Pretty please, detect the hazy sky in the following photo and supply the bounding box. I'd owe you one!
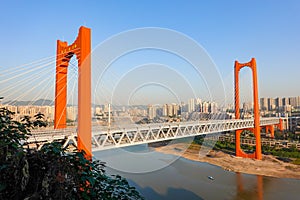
[0,1,299,105]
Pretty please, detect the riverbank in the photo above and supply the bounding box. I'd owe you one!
[153,143,300,179]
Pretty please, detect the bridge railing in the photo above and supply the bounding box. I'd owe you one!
[90,117,281,151]
[26,117,282,150]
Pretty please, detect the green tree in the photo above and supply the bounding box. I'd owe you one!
[0,107,143,200]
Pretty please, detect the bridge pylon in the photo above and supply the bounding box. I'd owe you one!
[234,58,262,160]
[54,26,92,158]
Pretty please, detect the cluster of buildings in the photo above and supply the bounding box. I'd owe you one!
[242,96,300,134]
[0,104,78,123]
[147,98,219,120]
[260,96,300,113]
[1,96,299,133]
[92,98,219,124]
[235,96,300,117]
[187,98,218,114]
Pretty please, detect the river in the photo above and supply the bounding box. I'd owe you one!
[93,145,300,200]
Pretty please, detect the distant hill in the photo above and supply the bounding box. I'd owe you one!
[3,99,54,106]
[2,99,149,108]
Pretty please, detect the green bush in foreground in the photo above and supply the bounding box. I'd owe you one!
[0,107,143,200]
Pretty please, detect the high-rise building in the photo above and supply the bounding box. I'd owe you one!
[260,97,268,111]
[267,98,275,111]
[209,102,218,113]
[196,98,202,112]
[156,107,163,117]
[167,104,173,117]
[162,104,168,116]
[180,102,187,112]
[282,98,289,106]
[147,105,157,120]
[202,101,209,113]
[284,105,292,112]
[289,97,297,108]
[161,103,180,117]
[275,97,283,111]
[188,98,195,113]
[172,104,180,116]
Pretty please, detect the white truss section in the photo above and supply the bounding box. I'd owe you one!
[26,117,281,151]
[91,118,280,151]
[28,128,77,149]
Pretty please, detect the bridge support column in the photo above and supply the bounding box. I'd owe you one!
[265,126,269,135]
[278,118,284,131]
[235,58,262,160]
[269,125,274,138]
[264,125,274,138]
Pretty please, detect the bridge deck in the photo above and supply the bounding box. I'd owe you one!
[27,118,281,151]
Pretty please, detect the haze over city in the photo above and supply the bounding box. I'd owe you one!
[0,1,299,106]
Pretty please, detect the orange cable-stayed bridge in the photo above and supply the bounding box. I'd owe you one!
[2,26,285,160]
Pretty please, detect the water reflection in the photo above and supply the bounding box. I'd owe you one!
[236,173,263,200]
[93,145,300,200]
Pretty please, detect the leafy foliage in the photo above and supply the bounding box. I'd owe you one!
[0,107,143,200]
[262,145,300,159]
[193,134,300,160]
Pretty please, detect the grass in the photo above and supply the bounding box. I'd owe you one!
[291,158,300,165]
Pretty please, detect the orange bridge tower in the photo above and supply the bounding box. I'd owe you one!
[54,26,92,158]
[234,58,262,160]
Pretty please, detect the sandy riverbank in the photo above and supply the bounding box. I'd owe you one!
[153,143,300,179]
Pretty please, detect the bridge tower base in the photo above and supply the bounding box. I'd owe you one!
[265,125,275,138]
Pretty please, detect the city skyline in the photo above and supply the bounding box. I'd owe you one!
[3,95,300,111]
[2,95,298,128]
[0,1,299,105]
[2,95,300,107]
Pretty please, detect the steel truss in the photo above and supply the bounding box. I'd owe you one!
[27,118,280,151]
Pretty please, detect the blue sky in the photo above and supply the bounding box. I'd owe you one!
[0,1,299,105]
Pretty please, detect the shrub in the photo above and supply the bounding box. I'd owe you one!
[0,107,143,199]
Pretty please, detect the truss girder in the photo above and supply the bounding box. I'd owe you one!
[92,118,280,151]
[26,118,280,151]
